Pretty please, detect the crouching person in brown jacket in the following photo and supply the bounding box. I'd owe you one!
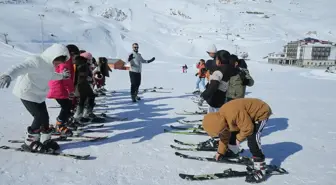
[202,98,272,183]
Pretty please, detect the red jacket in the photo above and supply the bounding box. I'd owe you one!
[197,63,206,78]
[47,58,75,99]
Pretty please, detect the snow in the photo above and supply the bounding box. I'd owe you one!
[1,0,336,184]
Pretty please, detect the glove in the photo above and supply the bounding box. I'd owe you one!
[147,57,155,63]
[128,54,134,62]
[242,79,250,86]
[0,74,11,88]
[62,69,70,79]
[215,152,223,161]
[68,92,75,100]
[195,73,198,76]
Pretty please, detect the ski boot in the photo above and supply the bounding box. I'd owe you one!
[245,157,267,183]
[55,119,73,137]
[135,91,141,101]
[22,126,45,152]
[131,94,137,102]
[40,127,60,152]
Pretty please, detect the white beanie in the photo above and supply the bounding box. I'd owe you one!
[207,44,217,53]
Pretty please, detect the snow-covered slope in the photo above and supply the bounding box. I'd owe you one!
[1,0,336,60]
[1,0,336,185]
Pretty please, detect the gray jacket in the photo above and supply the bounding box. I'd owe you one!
[129,52,148,73]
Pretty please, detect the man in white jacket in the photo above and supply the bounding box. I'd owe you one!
[0,43,71,153]
[127,43,155,102]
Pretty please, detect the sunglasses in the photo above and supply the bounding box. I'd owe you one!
[133,47,139,49]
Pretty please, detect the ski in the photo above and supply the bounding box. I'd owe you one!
[0,145,90,160]
[9,135,108,143]
[173,138,219,147]
[170,125,203,131]
[177,119,202,124]
[175,110,207,115]
[164,129,207,135]
[175,151,253,165]
[179,165,288,181]
[170,145,216,152]
[174,139,198,146]
[77,124,104,130]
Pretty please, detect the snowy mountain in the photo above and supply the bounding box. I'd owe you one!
[1,0,336,185]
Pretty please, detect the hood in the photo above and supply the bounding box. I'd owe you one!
[40,44,70,65]
[207,44,217,53]
[202,112,226,137]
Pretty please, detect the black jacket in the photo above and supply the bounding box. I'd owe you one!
[201,64,237,108]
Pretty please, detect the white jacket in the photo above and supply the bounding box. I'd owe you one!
[128,52,148,73]
[4,44,70,103]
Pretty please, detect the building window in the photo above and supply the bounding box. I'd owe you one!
[312,47,331,60]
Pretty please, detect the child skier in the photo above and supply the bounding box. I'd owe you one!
[226,55,254,102]
[202,98,272,183]
[194,59,206,94]
[73,55,96,122]
[47,45,79,136]
[0,43,71,153]
[199,50,235,113]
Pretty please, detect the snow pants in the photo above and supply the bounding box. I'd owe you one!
[196,77,206,90]
[56,99,72,123]
[230,119,268,159]
[129,71,141,96]
[21,99,49,131]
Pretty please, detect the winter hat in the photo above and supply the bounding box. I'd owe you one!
[207,44,217,53]
[80,52,93,60]
[66,44,80,55]
[202,112,226,137]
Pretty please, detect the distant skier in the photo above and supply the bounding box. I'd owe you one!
[127,43,155,102]
[182,64,188,73]
[193,59,206,94]
[0,43,71,153]
[202,98,272,183]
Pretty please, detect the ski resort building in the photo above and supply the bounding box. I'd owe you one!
[268,38,336,67]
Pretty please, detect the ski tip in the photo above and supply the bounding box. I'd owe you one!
[178,173,193,180]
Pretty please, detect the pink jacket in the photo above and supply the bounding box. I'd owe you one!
[47,58,75,99]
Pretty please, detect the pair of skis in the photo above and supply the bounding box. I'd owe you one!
[171,140,288,181]
[2,134,108,160]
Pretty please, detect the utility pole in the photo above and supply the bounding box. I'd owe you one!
[235,45,239,55]
[38,14,45,51]
[3,33,8,44]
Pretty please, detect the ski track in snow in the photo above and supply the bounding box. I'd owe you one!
[1,0,336,184]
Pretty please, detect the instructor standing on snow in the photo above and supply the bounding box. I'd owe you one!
[127,43,155,102]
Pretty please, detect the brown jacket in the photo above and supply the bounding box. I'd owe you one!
[202,98,272,155]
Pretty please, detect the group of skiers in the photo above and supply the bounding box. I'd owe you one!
[194,44,273,183]
[0,43,111,153]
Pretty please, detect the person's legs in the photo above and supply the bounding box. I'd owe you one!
[195,78,201,90]
[129,71,137,102]
[20,99,59,152]
[21,99,49,131]
[135,73,141,100]
[55,99,72,123]
[200,78,206,91]
[246,119,268,183]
